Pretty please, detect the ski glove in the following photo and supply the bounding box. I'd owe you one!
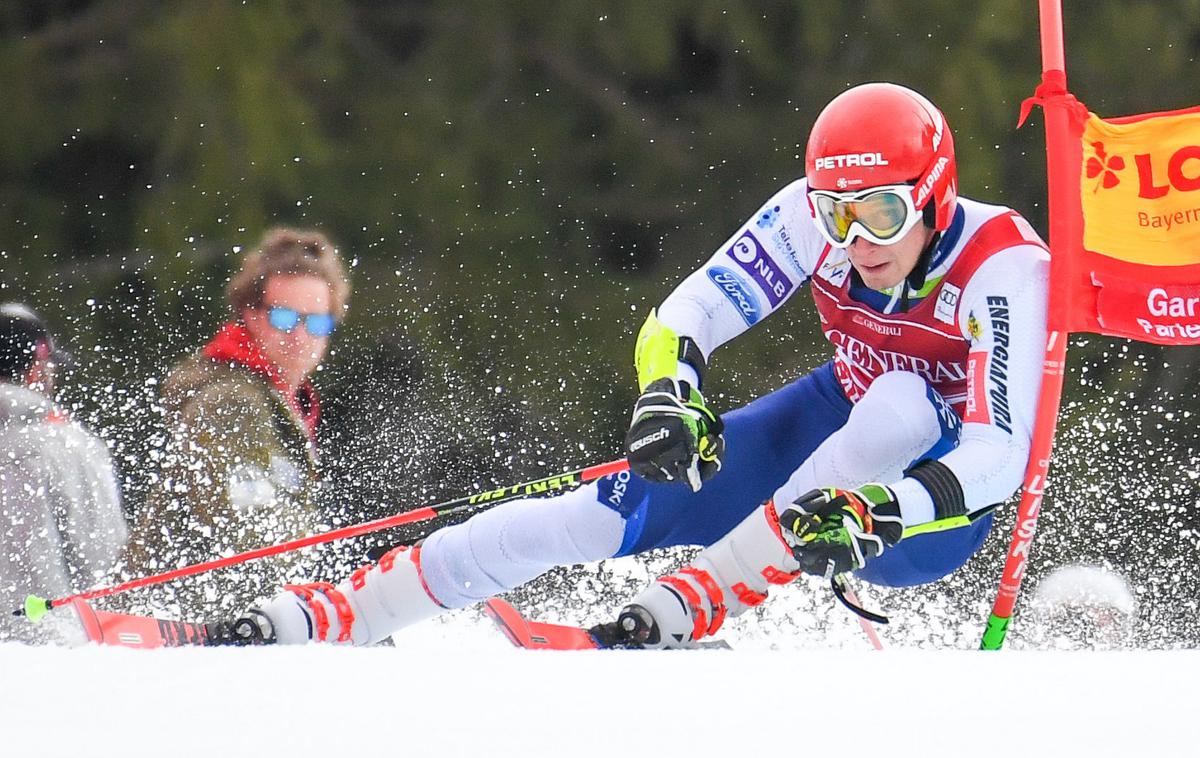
[625,377,725,492]
[778,485,904,578]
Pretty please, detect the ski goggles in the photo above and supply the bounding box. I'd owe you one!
[267,306,336,337]
[808,184,922,248]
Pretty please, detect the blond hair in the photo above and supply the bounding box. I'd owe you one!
[227,228,351,321]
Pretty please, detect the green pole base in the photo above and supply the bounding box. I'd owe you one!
[980,612,1010,650]
[22,595,52,623]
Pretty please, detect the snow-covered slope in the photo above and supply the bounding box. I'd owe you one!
[2,611,1195,758]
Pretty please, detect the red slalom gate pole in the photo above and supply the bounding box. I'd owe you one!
[980,334,1067,649]
[21,458,629,617]
[980,0,1080,650]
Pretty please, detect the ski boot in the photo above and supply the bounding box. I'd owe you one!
[588,604,659,649]
[205,608,277,646]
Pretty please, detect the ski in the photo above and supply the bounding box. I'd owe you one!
[483,598,600,650]
[69,598,220,648]
[483,598,732,650]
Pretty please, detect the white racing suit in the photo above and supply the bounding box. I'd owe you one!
[256,183,1050,646]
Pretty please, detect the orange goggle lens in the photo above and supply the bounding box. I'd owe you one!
[812,190,912,244]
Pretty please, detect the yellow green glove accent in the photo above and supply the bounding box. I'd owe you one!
[899,502,998,539]
[634,308,683,392]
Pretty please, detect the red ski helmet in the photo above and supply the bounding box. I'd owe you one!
[805,83,958,233]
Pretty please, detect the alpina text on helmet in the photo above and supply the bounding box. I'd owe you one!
[915,156,951,206]
[814,153,890,170]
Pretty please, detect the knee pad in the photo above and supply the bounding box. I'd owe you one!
[844,371,944,473]
[421,484,625,608]
[777,371,947,506]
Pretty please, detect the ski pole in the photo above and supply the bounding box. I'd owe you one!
[832,576,886,651]
[18,457,630,620]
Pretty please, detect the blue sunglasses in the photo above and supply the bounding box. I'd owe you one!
[266,306,336,337]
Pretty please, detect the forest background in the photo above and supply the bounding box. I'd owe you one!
[1,1,1197,641]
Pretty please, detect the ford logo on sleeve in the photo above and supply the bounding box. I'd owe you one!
[707,266,761,325]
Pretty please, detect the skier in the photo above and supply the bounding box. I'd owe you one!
[219,82,1049,647]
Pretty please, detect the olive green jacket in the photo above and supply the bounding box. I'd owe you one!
[125,351,324,616]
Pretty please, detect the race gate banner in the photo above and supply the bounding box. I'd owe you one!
[1070,104,1200,345]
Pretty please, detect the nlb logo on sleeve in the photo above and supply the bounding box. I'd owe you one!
[724,230,794,306]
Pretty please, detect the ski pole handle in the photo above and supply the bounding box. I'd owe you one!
[21,457,630,616]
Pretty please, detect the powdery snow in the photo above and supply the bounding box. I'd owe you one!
[1,611,1195,758]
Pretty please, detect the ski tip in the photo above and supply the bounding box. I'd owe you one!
[484,598,601,650]
[21,595,52,622]
[482,598,529,648]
